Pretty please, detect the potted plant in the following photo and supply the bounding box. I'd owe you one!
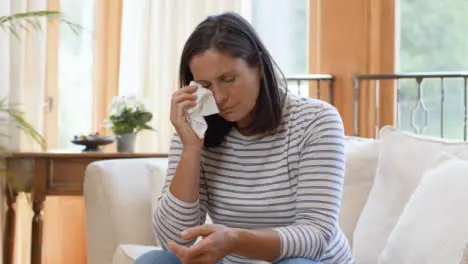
[0,10,79,193]
[107,95,155,153]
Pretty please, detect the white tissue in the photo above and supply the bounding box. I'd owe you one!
[186,81,219,138]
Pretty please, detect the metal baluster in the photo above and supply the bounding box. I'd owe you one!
[440,77,445,138]
[374,80,380,138]
[328,79,334,105]
[410,77,429,135]
[297,80,301,96]
[316,81,321,99]
[464,77,467,141]
[353,77,360,136]
[396,79,401,129]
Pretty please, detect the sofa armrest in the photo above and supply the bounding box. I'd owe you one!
[84,157,168,264]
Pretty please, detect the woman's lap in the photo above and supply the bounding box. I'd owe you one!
[134,249,222,264]
[134,249,180,264]
[134,249,320,264]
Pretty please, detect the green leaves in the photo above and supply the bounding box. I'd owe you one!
[0,10,82,39]
[0,98,47,194]
[0,98,46,150]
[109,107,155,135]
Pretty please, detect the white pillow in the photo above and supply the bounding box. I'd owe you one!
[379,153,468,264]
[353,126,468,264]
[461,243,468,264]
[339,136,380,246]
[147,160,168,216]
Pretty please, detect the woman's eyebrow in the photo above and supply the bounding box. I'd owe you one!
[216,70,236,78]
[193,70,236,83]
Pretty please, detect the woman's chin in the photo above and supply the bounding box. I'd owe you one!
[220,111,238,122]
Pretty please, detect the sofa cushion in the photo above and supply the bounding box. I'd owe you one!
[149,163,213,227]
[339,136,380,246]
[353,126,468,264]
[84,158,168,264]
[147,161,168,218]
[461,243,468,264]
[379,153,468,264]
[112,244,161,264]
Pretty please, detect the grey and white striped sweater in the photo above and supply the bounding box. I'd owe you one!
[154,93,354,264]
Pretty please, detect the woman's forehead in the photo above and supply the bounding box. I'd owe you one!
[189,50,244,79]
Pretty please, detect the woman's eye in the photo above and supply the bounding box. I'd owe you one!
[200,83,211,89]
[223,76,236,83]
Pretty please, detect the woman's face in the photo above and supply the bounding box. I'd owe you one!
[189,49,261,129]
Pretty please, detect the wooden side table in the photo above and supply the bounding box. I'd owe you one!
[3,152,168,264]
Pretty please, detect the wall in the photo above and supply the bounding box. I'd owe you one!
[309,0,396,137]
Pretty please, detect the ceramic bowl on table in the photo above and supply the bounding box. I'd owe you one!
[71,133,115,152]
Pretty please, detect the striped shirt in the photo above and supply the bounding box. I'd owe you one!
[154,93,354,264]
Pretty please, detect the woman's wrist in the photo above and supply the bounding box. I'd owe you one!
[182,145,202,156]
[224,227,280,261]
[226,227,242,255]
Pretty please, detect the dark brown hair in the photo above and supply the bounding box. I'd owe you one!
[179,12,287,147]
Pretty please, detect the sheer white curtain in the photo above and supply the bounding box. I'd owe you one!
[0,0,47,262]
[118,0,244,153]
[0,0,47,152]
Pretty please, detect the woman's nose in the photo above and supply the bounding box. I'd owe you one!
[212,86,228,105]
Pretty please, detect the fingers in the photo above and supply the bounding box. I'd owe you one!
[172,93,197,116]
[172,92,197,104]
[169,85,204,148]
[177,100,196,116]
[182,225,216,240]
[171,86,198,120]
[167,240,189,259]
[186,236,213,257]
[181,225,217,258]
[171,88,198,126]
[168,239,213,264]
[173,85,198,96]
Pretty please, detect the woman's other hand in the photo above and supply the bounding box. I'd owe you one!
[170,85,203,151]
[167,224,236,264]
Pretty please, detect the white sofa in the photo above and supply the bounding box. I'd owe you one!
[84,126,468,264]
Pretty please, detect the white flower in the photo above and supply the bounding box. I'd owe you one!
[109,95,148,116]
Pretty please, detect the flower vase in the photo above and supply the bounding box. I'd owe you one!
[116,133,136,153]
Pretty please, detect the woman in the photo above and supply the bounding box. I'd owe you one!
[136,12,353,264]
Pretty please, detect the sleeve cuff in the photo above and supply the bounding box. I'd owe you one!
[272,226,291,260]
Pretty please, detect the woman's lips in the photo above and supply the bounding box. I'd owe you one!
[220,106,234,113]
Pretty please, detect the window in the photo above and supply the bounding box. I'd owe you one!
[241,0,310,95]
[56,0,95,150]
[397,0,468,139]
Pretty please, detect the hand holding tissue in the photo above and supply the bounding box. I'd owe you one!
[186,81,219,138]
